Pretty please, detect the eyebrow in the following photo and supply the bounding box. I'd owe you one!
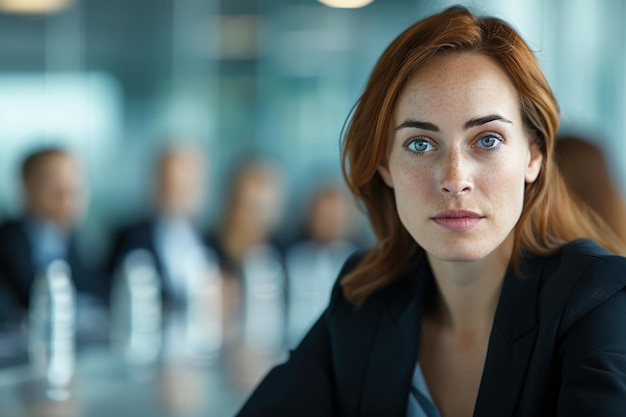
[394,114,513,132]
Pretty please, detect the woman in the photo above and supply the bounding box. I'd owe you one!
[204,156,286,352]
[206,156,285,279]
[236,6,626,417]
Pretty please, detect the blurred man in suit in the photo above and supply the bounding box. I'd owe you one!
[0,147,94,324]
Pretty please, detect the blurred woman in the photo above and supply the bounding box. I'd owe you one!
[207,156,285,279]
[206,156,287,356]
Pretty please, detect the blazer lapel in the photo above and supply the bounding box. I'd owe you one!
[359,259,429,417]
[473,257,546,417]
[358,255,547,417]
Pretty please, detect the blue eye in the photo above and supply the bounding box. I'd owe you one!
[406,139,434,153]
[476,134,503,149]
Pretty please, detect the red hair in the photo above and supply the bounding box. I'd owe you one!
[341,6,625,305]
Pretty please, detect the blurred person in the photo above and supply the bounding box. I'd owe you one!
[284,183,360,346]
[106,144,211,305]
[206,156,287,371]
[555,134,626,244]
[237,6,626,417]
[0,147,95,324]
[301,183,359,245]
[206,156,285,279]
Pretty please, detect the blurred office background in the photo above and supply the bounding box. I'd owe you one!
[0,0,624,416]
[0,0,624,247]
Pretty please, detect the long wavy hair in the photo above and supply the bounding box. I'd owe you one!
[341,5,626,306]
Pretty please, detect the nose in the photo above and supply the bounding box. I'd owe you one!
[439,149,473,196]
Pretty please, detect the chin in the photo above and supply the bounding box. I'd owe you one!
[431,251,487,263]
[420,240,497,263]
[425,232,517,267]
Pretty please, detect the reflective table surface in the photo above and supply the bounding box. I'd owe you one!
[0,305,285,417]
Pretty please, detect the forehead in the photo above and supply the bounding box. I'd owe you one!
[394,52,521,123]
[162,151,202,174]
[41,153,77,174]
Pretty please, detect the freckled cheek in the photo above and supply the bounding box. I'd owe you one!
[481,170,526,217]
[390,166,435,218]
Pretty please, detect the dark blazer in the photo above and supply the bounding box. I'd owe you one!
[236,239,626,416]
[107,219,163,282]
[107,217,210,303]
[0,218,97,319]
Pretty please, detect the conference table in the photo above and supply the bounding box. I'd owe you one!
[0,306,285,417]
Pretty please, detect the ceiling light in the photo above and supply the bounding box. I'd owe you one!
[0,0,74,14]
[317,0,374,8]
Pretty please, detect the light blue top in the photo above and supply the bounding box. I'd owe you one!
[24,216,69,273]
[406,363,441,417]
[154,215,209,301]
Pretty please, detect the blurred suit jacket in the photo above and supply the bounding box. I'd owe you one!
[107,219,163,290]
[236,239,626,417]
[107,218,209,304]
[108,219,159,270]
[0,218,95,321]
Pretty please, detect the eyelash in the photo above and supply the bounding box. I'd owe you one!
[402,132,505,155]
[474,132,505,151]
[402,136,433,156]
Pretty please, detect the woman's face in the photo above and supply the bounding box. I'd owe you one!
[378,52,542,263]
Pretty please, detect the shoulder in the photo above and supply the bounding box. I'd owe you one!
[326,250,365,312]
[556,238,626,293]
[108,218,157,262]
[327,249,420,319]
[547,239,626,336]
[541,238,626,288]
[0,218,23,232]
[558,237,623,261]
[112,218,155,240]
[337,249,367,277]
[0,220,30,266]
[0,218,27,240]
[543,244,626,414]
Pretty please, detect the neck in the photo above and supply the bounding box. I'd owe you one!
[26,211,72,233]
[426,235,513,336]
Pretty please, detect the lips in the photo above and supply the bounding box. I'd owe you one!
[432,210,483,232]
